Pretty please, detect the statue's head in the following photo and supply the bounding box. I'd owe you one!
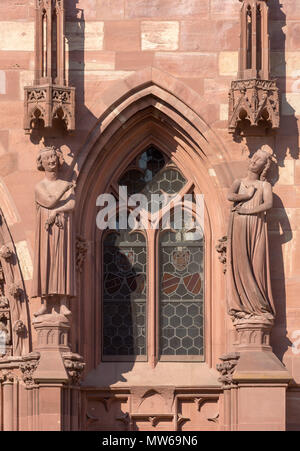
[37,146,64,172]
[249,145,273,181]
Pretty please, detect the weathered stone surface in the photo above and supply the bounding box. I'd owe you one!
[154,52,218,78]
[282,93,300,116]
[95,0,125,19]
[220,104,228,121]
[219,51,238,76]
[68,51,115,71]
[286,52,300,78]
[115,51,154,70]
[15,240,33,281]
[180,20,239,52]
[277,160,295,185]
[141,21,179,51]
[66,21,104,51]
[270,52,285,77]
[0,22,34,51]
[104,20,140,51]
[125,0,209,18]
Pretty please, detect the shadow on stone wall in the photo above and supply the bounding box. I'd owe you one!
[236,0,297,363]
[29,0,97,160]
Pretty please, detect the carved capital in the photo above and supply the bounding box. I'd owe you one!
[216,236,227,273]
[76,236,88,273]
[13,320,26,336]
[7,283,22,300]
[33,313,70,351]
[0,370,16,383]
[0,296,9,308]
[62,352,85,385]
[234,317,273,350]
[216,352,240,386]
[0,245,13,261]
[20,352,41,387]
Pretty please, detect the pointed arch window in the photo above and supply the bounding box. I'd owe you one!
[101,147,204,364]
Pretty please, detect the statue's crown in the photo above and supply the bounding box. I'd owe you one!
[39,145,56,154]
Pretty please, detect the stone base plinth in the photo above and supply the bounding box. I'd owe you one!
[231,319,291,431]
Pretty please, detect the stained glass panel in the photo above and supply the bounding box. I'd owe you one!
[118,147,187,212]
[159,229,204,357]
[103,231,147,356]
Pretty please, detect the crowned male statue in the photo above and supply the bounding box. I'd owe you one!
[32,146,76,317]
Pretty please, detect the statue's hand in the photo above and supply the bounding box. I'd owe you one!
[55,213,64,229]
[245,185,255,199]
[45,212,57,231]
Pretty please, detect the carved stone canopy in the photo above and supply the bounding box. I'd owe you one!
[228,79,279,133]
[24,0,75,134]
[24,85,75,134]
[228,0,279,133]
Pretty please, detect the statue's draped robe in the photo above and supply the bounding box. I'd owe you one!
[227,180,275,318]
[32,187,76,298]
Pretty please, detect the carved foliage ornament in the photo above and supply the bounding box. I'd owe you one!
[20,352,41,387]
[216,236,227,273]
[216,352,240,386]
[62,352,85,385]
[0,370,16,383]
[76,236,88,272]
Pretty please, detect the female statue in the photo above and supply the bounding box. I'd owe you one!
[32,146,76,317]
[226,147,275,323]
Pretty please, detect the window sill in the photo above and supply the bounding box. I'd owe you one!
[82,361,221,388]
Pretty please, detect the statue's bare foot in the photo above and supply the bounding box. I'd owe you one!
[60,304,71,317]
[34,304,48,317]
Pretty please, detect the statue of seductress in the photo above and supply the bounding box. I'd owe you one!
[32,146,76,317]
[226,147,275,324]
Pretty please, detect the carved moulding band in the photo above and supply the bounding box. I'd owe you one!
[24,85,75,134]
[228,79,280,133]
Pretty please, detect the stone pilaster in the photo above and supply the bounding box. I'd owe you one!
[231,318,291,431]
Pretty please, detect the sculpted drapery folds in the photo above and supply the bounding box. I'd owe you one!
[32,146,76,317]
[226,146,275,324]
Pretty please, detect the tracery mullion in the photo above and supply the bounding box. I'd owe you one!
[147,227,157,368]
[149,181,194,231]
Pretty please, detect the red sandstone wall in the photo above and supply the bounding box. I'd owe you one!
[0,0,300,429]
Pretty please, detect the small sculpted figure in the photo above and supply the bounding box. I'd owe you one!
[32,146,76,317]
[226,146,275,323]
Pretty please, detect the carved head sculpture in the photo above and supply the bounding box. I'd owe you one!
[249,145,273,181]
[37,146,64,172]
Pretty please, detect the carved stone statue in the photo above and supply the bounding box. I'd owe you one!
[32,146,76,317]
[226,147,275,324]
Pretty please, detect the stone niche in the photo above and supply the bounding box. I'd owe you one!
[24,0,75,134]
[228,0,279,134]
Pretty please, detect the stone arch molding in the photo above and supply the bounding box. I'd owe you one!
[77,67,234,196]
[75,67,233,371]
[0,208,31,359]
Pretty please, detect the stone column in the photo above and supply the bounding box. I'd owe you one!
[231,319,291,431]
[20,314,84,431]
[1,372,14,431]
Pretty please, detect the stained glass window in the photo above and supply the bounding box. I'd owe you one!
[118,147,187,212]
[102,146,204,362]
[160,228,204,357]
[103,231,147,357]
